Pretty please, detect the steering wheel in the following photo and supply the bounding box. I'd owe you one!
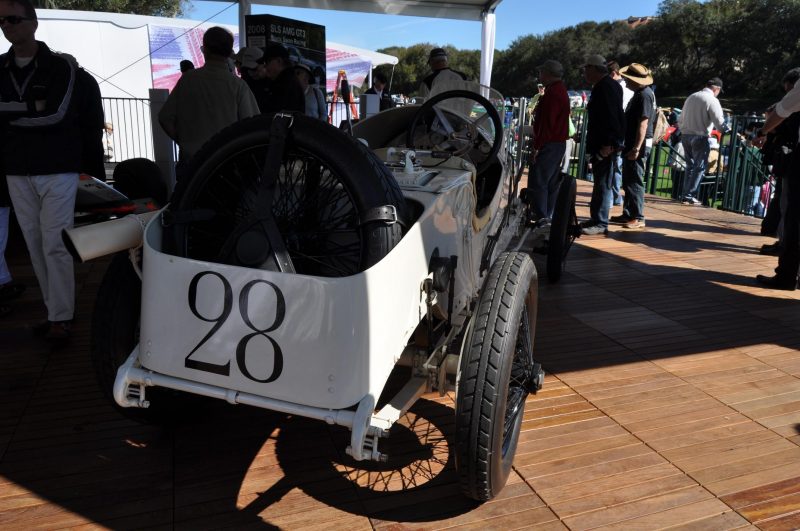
[406,90,504,173]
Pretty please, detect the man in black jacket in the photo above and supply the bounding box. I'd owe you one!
[59,53,106,181]
[0,0,82,341]
[581,54,625,235]
[364,71,395,111]
[256,42,305,115]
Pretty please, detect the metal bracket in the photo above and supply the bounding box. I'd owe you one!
[360,204,398,226]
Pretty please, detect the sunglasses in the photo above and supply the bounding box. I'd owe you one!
[0,15,33,25]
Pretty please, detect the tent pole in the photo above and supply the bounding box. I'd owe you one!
[387,65,396,93]
[479,10,496,88]
[238,0,252,47]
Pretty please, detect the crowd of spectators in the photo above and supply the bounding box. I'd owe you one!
[524,46,799,289]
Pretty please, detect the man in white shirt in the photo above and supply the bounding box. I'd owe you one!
[677,77,727,205]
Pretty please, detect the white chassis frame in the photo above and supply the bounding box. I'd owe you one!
[111,94,528,462]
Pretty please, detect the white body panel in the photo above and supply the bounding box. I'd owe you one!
[137,161,505,410]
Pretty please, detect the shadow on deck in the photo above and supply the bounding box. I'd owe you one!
[2,180,799,529]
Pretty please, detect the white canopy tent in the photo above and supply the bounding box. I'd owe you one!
[236,0,503,86]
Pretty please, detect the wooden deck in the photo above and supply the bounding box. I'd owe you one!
[2,179,800,530]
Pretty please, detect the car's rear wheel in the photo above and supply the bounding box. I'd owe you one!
[547,174,578,283]
[92,253,204,424]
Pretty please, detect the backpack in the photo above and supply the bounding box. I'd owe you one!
[652,107,669,142]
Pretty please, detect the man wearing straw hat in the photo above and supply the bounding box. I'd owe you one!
[616,63,656,229]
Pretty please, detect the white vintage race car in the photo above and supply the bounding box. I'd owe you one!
[66,82,579,501]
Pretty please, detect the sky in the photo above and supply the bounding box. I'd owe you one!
[182,0,664,50]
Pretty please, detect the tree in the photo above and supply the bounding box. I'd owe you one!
[634,0,800,98]
[493,20,633,97]
[32,0,187,17]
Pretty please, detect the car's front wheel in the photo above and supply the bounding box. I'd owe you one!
[455,252,539,501]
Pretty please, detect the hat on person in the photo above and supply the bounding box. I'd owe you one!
[707,76,724,91]
[236,46,263,69]
[262,42,290,62]
[294,62,312,75]
[428,47,448,61]
[536,59,564,78]
[583,54,607,68]
[619,63,653,86]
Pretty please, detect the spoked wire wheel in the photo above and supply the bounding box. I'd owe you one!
[504,301,537,455]
[169,114,405,277]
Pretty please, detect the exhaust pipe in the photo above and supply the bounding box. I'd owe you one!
[63,211,159,263]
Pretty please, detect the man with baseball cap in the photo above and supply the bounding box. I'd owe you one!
[419,47,468,98]
[614,63,656,229]
[580,54,625,235]
[677,76,726,205]
[234,46,267,109]
[527,59,570,226]
[258,42,305,114]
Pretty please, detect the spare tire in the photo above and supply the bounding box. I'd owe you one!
[169,113,406,277]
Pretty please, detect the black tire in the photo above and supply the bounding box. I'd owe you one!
[169,113,405,277]
[92,253,201,424]
[112,158,167,206]
[547,174,578,283]
[455,252,538,501]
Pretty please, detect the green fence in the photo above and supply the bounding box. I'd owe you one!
[566,111,773,218]
[505,100,773,219]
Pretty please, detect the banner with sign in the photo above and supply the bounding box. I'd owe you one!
[245,14,326,86]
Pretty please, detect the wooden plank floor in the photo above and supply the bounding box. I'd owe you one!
[2,179,800,530]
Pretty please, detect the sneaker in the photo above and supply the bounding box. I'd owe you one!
[623,219,645,229]
[610,214,632,224]
[681,197,702,206]
[581,224,608,236]
[759,242,782,256]
[579,220,595,228]
[45,320,72,343]
[533,217,551,229]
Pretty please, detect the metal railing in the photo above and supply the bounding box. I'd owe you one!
[101,97,155,163]
[559,108,775,220]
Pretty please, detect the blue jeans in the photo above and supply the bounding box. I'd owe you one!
[529,142,567,219]
[612,154,623,205]
[588,154,616,227]
[622,148,650,221]
[681,134,710,200]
